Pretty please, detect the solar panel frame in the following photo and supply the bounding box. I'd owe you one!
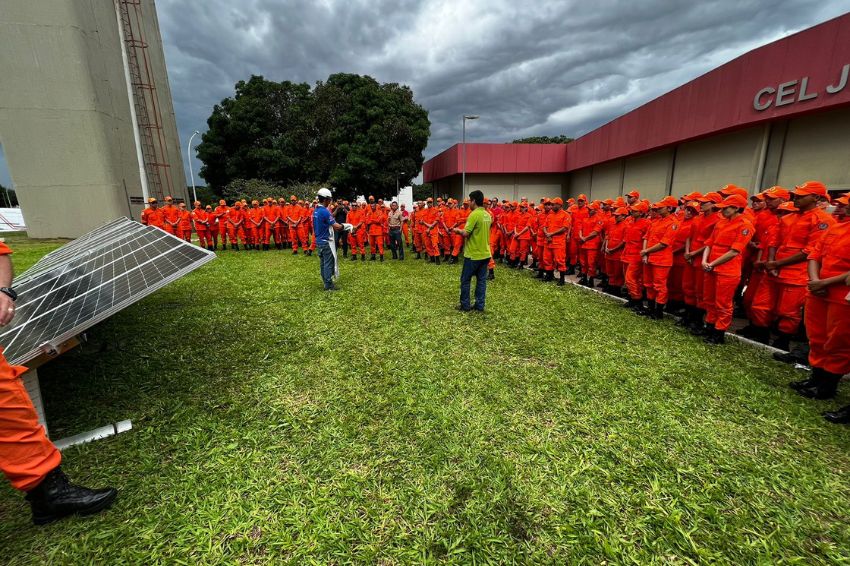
[0,218,215,366]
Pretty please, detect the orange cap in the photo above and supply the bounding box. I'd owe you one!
[614,207,629,215]
[630,202,649,213]
[719,184,748,199]
[290,195,297,200]
[603,199,614,205]
[588,202,601,210]
[652,196,678,208]
[614,197,626,207]
[716,195,748,209]
[684,200,701,211]
[698,192,723,204]
[762,186,790,200]
[833,193,849,206]
[626,190,640,198]
[577,194,587,201]
[552,197,564,205]
[750,192,765,201]
[684,191,703,201]
[793,181,829,199]
[777,201,799,212]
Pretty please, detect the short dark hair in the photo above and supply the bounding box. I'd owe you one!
[469,190,484,206]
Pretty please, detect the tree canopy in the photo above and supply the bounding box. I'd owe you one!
[511,135,574,144]
[197,74,430,200]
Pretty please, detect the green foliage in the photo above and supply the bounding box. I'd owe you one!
[197,74,430,201]
[511,135,574,144]
[221,179,329,204]
[412,182,433,202]
[189,185,220,205]
[3,234,850,563]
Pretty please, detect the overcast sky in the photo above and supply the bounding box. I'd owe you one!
[1,1,847,189]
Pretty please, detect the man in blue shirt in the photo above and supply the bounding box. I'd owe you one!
[313,188,352,290]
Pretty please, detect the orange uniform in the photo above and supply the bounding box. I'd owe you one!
[510,209,534,265]
[750,207,835,334]
[489,206,504,259]
[141,207,164,229]
[569,205,589,267]
[247,206,264,247]
[177,209,193,242]
[213,204,230,245]
[366,206,387,256]
[579,213,605,277]
[703,214,755,331]
[191,207,212,248]
[743,208,780,315]
[452,207,470,257]
[805,220,850,375]
[622,216,651,300]
[669,215,695,304]
[348,207,366,257]
[643,214,679,306]
[225,205,247,246]
[160,204,180,235]
[688,210,721,311]
[0,242,62,491]
[604,217,628,288]
[542,209,570,273]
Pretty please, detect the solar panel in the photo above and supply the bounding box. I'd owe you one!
[0,217,215,365]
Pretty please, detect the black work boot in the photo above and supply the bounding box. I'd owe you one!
[351,254,357,261]
[380,255,384,262]
[747,326,771,345]
[26,467,118,526]
[652,302,665,320]
[586,277,595,289]
[370,254,376,261]
[543,270,554,282]
[675,306,692,327]
[488,269,495,281]
[566,265,576,275]
[361,254,366,261]
[435,255,441,265]
[704,326,726,344]
[824,405,850,424]
[578,275,588,286]
[789,367,823,391]
[416,252,421,260]
[798,370,841,400]
[638,300,656,317]
[557,273,566,286]
[535,269,545,279]
[772,332,792,352]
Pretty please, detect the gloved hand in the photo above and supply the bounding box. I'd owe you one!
[342,223,354,232]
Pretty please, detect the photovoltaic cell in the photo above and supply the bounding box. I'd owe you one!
[0,218,215,365]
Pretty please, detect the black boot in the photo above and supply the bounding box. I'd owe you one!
[565,265,576,276]
[543,270,554,282]
[380,255,384,262]
[535,269,545,279]
[586,277,595,289]
[688,310,706,335]
[824,405,850,424]
[234,244,240,251]
[557,273,566,286]
[416,252,421,260]
[772,332,792,352]
[651,302,665,320]
[435,255,441,265]
[789,367,823,391]
[622,298,637,309]
[638,300,656,317]
[748,326,771,345]
[351,254,357,261]
[675,305,692,327]
[488,269,495,281]
[25,467,118,526]
[704,326,726,344]
[292,249,298,255]
[578,275,588,286]
[361,254,366,261]
[370,254,376,261]
[798,370,841,400]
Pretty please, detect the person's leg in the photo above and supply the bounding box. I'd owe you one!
[459,258,474,309]
[389,230,398,259]
[319,245,333,289]
[397,230,405,259]
[473,258,488,310]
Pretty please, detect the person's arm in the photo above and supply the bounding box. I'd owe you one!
[0,255,16,326]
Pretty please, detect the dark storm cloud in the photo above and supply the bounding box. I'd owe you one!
[156,0,850,184]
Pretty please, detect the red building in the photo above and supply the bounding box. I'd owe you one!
[424,13,850,202]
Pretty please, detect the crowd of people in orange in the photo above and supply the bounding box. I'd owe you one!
[140,182,850,420]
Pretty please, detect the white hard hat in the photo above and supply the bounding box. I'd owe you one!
[317,187,333,199]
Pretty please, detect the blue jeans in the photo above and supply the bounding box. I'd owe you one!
[317,243,335,289]
[460,257,489,310]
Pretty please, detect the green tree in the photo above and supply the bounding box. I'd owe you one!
[412,183,433,202]
[197,76,312,190]
[309,74,429,200]
[197,74,431,202]
[511,135,574,144]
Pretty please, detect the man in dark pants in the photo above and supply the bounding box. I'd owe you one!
[387,201,405,260]
[454,190,492,312]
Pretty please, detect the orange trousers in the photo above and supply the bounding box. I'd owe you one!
[510,238,531,263]
[413,231,425,253]
[543,239,567,272]
[743,269,764,317]
[195,228,212,248]
[425,230,441,257]
[227,225,247,245]
[703,272,738,330]
[644,263,671,305]
[297,226,311,250]
[624,260,643,299]
[217,223,228,245]
[668,264,685,302]
[178,227,192,242]
[245,225,258,245]
[681,261,698,306]
[490,230,503,257]
[0,356,61,492]
[402,223,410,244]
[579,248,599,277]
[569,238,581,266]
[805,294,850,375]
[368,234,384,255]
[605,257,624,287]
[288,227,300,250]
[749,277,806,334]
[451,234,464,257]
[351,232,365,255]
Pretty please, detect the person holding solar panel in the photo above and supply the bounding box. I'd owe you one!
[0,242,118,525]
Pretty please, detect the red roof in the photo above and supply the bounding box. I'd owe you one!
[423,143,568,183]
[423,13,850,180]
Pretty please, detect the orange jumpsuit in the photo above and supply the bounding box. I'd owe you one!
[0,243,62,491]
[687,211,721,311]
[670,216,695,303]
[743,209,780,315]
[604,218,627,288]
[622,217,651,300]
[489,207,504,258]
[750,208,835,334]
[411,209,425,253]
[424,207,442,258]
[141,207,164,229]
[248,206,264,246]
[213,205,230,245]
[510,210,534,263]
[703,215,755,331]
[452,208,470,257]
[643,214,679,305]
[286,205,302,251]
[805,220,850,375]
[226,206,247,245]
[366,207,387,255]
[402,210,411,245]
[177,209,193,242]
[160,204,180,235]
[440,206,454,253]
[579,214,605,277]
[191,207,212,247]
[570,206,589,267]
[543,209,570,272]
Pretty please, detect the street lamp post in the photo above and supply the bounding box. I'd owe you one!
[187,130,201,203]
[396,171,406,201]
[462,115,479,199]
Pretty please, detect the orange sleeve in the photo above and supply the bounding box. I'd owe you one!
[660,221,679,246]
[730,220,754,253]
[0,242,12,255]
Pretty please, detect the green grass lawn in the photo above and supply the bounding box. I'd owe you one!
[2,233,850,564]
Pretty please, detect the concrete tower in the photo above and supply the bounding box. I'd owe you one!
[0,0,185,238]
